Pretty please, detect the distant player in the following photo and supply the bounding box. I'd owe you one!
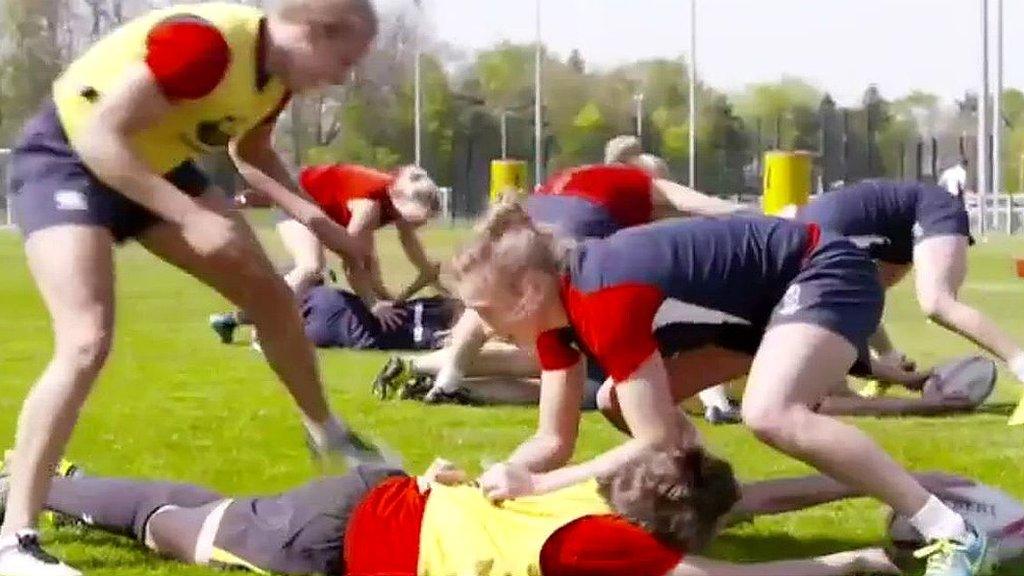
[3,2,385,573]
[376,159,749,423]
[301,284,458,352]
[451,203,991,576]
[0,449,910,576]
[210,163,443,344]
[795,180,1024,424]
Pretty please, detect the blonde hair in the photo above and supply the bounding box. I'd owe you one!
[275,0,378,37]
[605,135,643,164]
[394,165,441,215]
[633,153,670,178]
[452,201,572,286]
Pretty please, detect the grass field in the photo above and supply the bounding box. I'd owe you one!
[1,216,1023,575]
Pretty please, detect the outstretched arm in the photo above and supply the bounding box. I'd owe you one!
[395,222,443,301]
[231,124,366,262]
[652,179,751,218]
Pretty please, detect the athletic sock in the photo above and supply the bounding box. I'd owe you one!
[1008,352,1024,384]
[45,477,222,541]
[304,414,349,450]
[909,495,970,542]
[433,364,464,393]
[698,385,732,412]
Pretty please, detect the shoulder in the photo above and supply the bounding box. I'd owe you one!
[145,15,231,100]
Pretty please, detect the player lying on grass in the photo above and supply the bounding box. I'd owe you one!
[210,163,444,345]
[2,1,387,573]
[300,283,458,352]
[383,157,750,424]
[793,180,1024,424]
[0,448,919,576]
[451,202,992,576]
[378,336,992,417]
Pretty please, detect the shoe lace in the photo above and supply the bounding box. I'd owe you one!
[914,539,966,573]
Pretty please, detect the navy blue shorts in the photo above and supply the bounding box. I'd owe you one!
[765,235,884,374]
[9,103,209,242]
[654,236,882,375]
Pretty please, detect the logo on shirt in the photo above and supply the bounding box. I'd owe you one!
[54,190,88,211]
[912,222,924,239]
[182,116,246,152]
[776,284,803,317]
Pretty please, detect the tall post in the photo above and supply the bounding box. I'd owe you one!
[977,0,990,234]
[534,0,544,187]
[501,110,509,160]
[688,0,697,187]
[634,93,645,139]
[995,0,1006,231]
[414,50,423,167]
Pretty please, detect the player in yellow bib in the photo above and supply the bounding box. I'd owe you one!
[3,2,383,574]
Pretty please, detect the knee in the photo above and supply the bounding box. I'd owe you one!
[742,403,800,447]
[55,326,113,378]
[917,291,955,322]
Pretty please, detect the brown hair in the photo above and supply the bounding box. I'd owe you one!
[452,201,572,286]
[276,0,379,38]
[597,448,740,552]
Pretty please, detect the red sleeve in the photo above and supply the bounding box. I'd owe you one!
[541,516,684,576]
[564,283,663,383]
[536,328,582,371]
[545,165,654,227]
[146,17,231,101]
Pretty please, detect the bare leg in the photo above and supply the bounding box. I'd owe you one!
[421,310,491,392]
[741,323,966,541]
[276,218,327,299]
[914,235,1024,367]
[138,194,350,451]
[411,341,539,378]
[1,226,115,538]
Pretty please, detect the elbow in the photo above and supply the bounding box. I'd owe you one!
[539,434,576,468]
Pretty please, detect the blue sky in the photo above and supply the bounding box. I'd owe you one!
[384,0,1022,107]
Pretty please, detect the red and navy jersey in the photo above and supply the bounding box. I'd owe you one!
[525,164,654,239]
[797,180,969,265]
[299,164,399,228]
[536,217,819,382]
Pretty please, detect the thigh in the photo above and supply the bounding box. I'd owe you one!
[24,225,116,341]
[276,218,326,270]
[664,346,751,402]
[913,235,969,299]
[743,323,858,412]
[137,193,283,305]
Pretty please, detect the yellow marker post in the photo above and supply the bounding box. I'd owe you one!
[762,150,814,216]
[490,160,529,203]
[1011,395,1024,426]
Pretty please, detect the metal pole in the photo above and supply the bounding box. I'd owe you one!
[688,0,697,187]
[634,93,644,139]
[995,0,1006,231]
[534,0,544,187]
[978,0,990,234]
[414,49,422,167]
[501,110,509,160]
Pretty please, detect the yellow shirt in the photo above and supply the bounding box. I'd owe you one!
[52,2,287,174]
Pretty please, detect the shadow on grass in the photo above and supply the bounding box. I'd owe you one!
[976,403,1016,417]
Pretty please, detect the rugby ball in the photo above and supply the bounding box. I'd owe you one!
[888,482,1024,562]
[922,356,998,407]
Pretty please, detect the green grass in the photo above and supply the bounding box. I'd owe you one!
[1,217,1023,575]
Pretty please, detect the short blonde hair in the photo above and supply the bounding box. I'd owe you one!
[275,0,378,37]
[605,135,643,165]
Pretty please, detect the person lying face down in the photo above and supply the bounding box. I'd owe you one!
[4,448,902,576]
